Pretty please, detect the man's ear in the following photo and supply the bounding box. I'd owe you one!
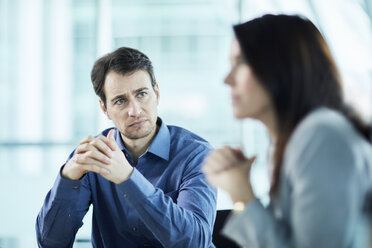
[154,83,160,105]
[99,98,111,120]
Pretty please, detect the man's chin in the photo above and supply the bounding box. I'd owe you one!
[123,127,154,140]
[125,134,147,140]
[123,132,147,140]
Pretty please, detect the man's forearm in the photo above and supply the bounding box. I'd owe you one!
[36,173,90,247]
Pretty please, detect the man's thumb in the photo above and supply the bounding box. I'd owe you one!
[107,129,117,150]
[107,129,115,140]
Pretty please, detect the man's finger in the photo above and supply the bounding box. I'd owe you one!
[79,135,94,145]
[76,142,98,154]
[80,163,111,175]
[106,129,118,151]
[74,151,111,165]
[90,137,113,158]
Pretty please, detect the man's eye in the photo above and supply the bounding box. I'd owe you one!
[115,99,125,105]
[137,92,147,98]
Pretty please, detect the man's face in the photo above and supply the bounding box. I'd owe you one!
[100,70,160,142]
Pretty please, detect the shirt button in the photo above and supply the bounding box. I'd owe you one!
[73,186,79,189]
[123,194,127,198]
[132,227,136,231]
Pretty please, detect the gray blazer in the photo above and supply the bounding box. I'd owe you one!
[223,108,372,248]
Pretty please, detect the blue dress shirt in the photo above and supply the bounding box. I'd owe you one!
[36,118,217,248]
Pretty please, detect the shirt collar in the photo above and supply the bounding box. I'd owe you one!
[114,117,170,161]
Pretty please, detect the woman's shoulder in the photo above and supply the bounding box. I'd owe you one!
[284,107,372,173]
[290,107,364,148]
[296,108,351,134]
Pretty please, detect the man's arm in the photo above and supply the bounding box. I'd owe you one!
[43,129,216,247]
[36,134,114,248]
[117,146,217,248]
[36,168,92,248]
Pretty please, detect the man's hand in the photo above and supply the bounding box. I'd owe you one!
[62,129,133,184]
[102,129,134,184]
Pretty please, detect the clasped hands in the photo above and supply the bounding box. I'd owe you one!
[202,146,256,204]
[62,129,133,184]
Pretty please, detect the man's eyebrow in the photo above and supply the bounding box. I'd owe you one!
[111,94,126,103]
[110,87,149,103]
[133,87,149,94]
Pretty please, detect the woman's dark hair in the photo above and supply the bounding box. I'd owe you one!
[233,14,372,196]
[91,47,156,107]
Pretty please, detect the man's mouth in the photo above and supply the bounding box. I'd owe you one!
[129,120,147,127]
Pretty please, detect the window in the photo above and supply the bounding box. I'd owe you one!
[1,0,371,246]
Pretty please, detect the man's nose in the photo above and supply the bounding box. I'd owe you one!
[128,100,142,117]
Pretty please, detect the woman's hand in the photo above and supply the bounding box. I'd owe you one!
[202,146,256,204]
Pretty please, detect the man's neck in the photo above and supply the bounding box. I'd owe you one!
[120,124,159,164]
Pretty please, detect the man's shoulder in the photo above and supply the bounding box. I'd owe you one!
[166,125,212,168]
[98,127,116,137]
[167,125,212,151]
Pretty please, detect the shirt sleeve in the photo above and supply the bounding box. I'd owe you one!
[36,168,92,248]
[222,119,366,248]
[117,146,217,248]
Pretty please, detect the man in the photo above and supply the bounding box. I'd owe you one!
[36,47,217,247]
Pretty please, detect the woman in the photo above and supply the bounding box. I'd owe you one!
[203,14,372,248]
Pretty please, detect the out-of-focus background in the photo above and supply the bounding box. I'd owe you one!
[0,0,371,247]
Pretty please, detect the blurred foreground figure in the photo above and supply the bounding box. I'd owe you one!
[203,14,372,248]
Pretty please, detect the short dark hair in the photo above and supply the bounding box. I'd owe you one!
[91,47,156,106]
